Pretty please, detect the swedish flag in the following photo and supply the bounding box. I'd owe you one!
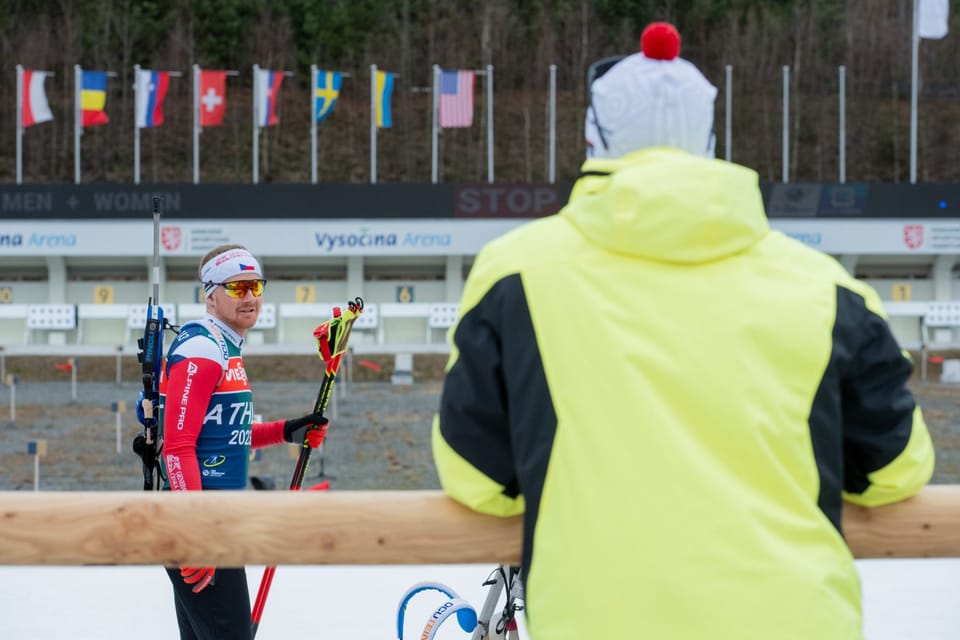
[315,71,342,123]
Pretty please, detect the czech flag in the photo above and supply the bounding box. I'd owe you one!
[21,69,53,128]
[255,69,283,127]
[135,69,170,128]
[81,71,109,126]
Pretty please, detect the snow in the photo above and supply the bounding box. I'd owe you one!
[0,560,956,639]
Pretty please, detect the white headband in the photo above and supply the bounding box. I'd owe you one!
[201,249,262,294]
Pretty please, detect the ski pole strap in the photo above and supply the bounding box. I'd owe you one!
[395,581,478,640]
[313,297,363,365]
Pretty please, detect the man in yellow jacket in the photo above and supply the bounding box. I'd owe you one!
[432,22,934,640]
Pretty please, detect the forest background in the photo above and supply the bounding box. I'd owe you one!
[4,0,960,185]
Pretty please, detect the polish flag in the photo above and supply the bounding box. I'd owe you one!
[199,70,227,127]
[22,70,53,128]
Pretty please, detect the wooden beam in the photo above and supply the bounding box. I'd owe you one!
[843,484,960,558]
[0,487,957,566]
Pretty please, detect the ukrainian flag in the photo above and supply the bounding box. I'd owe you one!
[81,71,109,126]
[315,71,342,123]
[375,70,395,128]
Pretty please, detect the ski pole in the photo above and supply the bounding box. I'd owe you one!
[250,297,363,638]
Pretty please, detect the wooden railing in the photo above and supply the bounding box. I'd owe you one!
[0,487,958,566]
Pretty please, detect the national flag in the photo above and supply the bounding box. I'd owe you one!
[375,70,395,128]
[315,70,342,122]
[255,69,284,127]
[917,0,949,39]
[135,69,170,128]
[439,70,474,128]
[21,70,53,128]
[81,71,109,126]
[199,70,227,127]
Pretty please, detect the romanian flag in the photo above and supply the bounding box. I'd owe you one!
[81,71,109,126]
[375,70,395,128]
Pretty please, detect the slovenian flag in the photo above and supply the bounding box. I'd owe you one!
[255,69,283,127]
[135,69,170,128]
[21,69,53,128]
[81,71,109,126]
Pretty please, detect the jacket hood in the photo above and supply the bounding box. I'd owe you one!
[562,148,768,263]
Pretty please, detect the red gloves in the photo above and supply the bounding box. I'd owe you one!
[283,414,329,449]
[180,566,216,593]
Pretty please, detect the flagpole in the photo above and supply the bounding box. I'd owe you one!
[192,65,200,183]
[74,64,82,184]
[311,64,318,184]
[782,65,789,183]
[910,0,920,184]
[548,64,556,184]
[252,64,260,185]
[725,65,733,161]
[839,65,846,184]
[16,65,23,185]
[134,64,141,185]
[370,63,377,184]
[431,64,440,184]
[486,64,494,183]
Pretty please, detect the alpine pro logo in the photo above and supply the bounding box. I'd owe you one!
[903,224,924,250]
[161,226,182,251]
[176,361,200,431]
[202,455,227,468]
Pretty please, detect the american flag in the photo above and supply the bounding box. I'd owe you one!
[439,70,474,128]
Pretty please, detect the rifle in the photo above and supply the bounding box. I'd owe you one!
[250,296,364,637]
[131,196,173,491]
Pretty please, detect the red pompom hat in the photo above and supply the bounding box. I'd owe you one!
[640,22,681,61]
[586,22,717,159]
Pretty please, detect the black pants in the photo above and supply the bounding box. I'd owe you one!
[165,567,253,640]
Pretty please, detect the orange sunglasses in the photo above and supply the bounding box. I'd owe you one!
[208,279,267,298]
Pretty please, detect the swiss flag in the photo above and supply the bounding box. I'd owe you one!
[198,70,227,126]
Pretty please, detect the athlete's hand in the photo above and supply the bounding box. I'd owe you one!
[283,414,329,448]
[180,566,216,593]
[135,390,148,426]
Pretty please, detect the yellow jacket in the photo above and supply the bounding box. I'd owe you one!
[433,148,934,639]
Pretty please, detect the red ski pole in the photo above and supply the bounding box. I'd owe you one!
[251,297,363,637]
